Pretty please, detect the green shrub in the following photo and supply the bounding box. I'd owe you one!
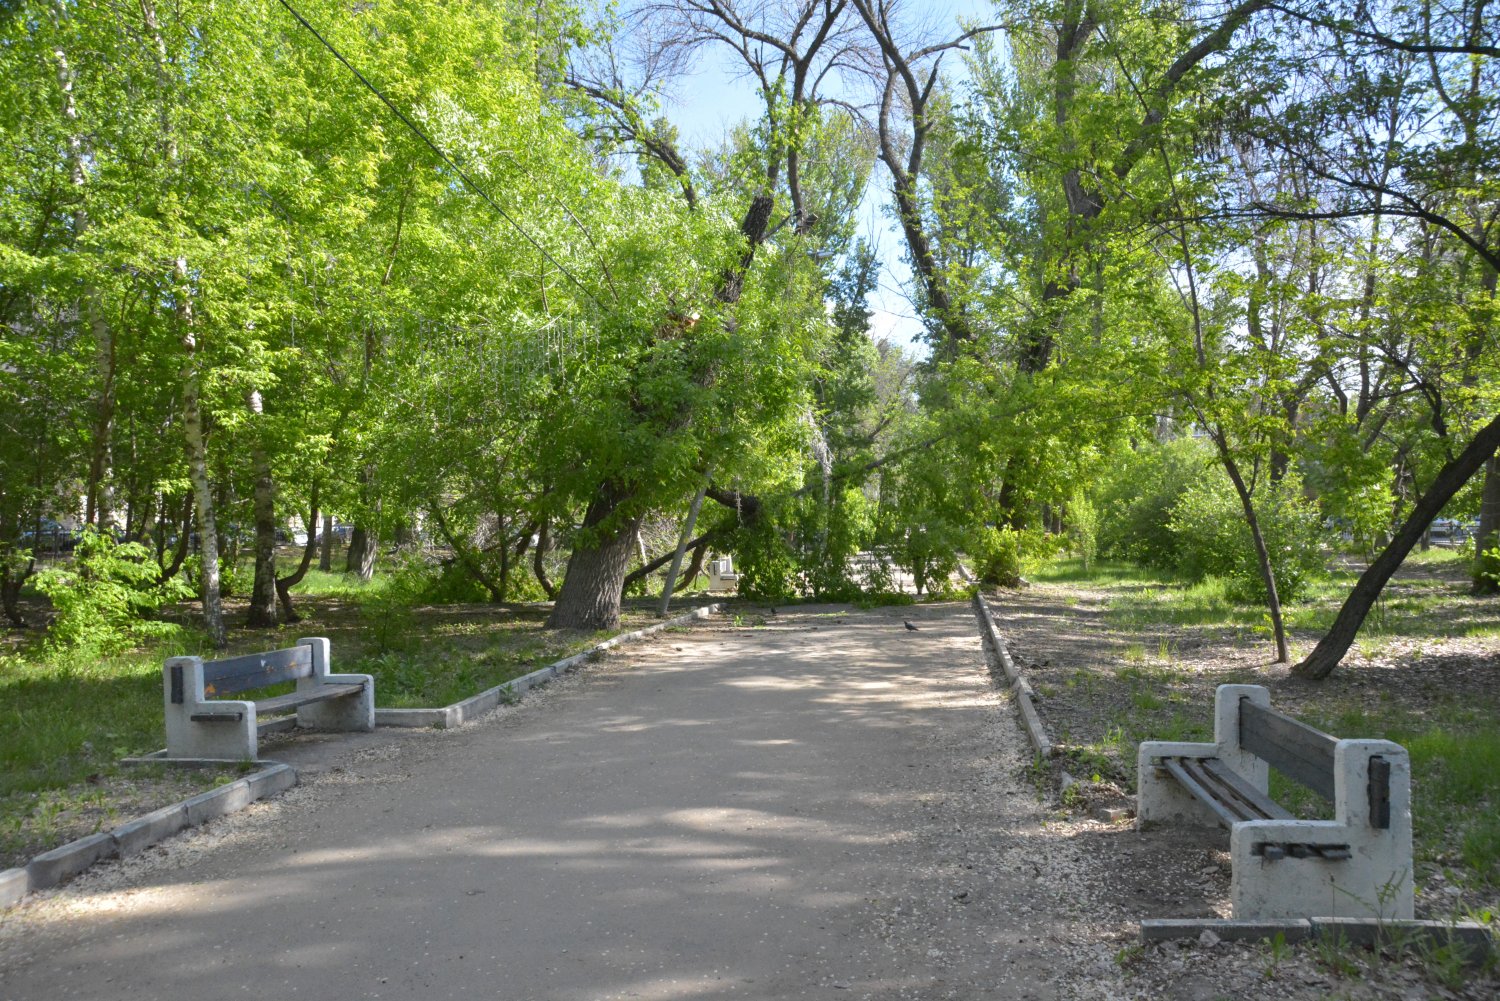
[1096,438,1210,569]
[1474,543,1500,592]
[1068,489,1099,570]
[731,517,799,602]
[34,529,192,653]
[1168,474,1326,603]
[899,524,960,595]
[973,525,1053,587]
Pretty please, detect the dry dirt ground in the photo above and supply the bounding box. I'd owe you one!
[979,574,1500,1000]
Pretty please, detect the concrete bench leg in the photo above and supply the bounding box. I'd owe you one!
[1137,740,1222,828]
[163,657,258,761]
[1229,741,1413,921]
[294,637,375,732]
[1137,685,1273,829]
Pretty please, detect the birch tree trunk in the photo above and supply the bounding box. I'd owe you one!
[658,482,708,616]
[141,0,225,646]
[246,389,279,627]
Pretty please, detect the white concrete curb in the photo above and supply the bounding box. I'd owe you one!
[971,591,1056,759]
[374,602,724,730]
[0,762,297,911]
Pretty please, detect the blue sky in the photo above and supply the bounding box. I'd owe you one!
[649,1,1001,352]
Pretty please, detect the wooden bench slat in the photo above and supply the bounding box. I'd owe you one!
[1199,758,1295,822]
[1162,757,1246,828]
[202,646,314,697]
[1177,758,1264,823]
[1239,699,1338,801]
[252,682,364,716]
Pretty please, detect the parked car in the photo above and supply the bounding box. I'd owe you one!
[1429,518,1460,539]
[19,520,79,550]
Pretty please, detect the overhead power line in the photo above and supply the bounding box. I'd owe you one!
[271,0,600,305]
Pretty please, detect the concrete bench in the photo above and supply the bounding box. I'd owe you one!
[1138,684,1412,921]
[164,637,373,761]
[707,556,739,591]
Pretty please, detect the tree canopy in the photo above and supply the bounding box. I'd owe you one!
[2,0,1494,677]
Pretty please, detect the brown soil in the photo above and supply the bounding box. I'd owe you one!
[974,572,1499,999]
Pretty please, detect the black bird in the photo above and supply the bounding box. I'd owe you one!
[903,620,919,631]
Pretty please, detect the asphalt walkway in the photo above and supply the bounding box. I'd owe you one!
[0,603,1084,1000]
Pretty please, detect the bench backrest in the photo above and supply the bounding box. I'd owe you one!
[169,646,314,703]
[1239,698,1391,828]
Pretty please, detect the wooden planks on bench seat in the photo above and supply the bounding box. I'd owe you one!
[1161,756,1294,826]
[187,683,364,722]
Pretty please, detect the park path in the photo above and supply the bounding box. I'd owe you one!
[0,603,1113,1001]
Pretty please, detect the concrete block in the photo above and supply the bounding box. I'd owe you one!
[971,593,1019,684]
[245,763,297,800]
[110,802,189,857]
[1310,918,1493,962]
[1136,740,1224,829]
[1141,918,1312,945]
[374,707,454,728]
[27,833,116,890]
[182,779,253,827]
[1229,741,1412,921]
[1213,685,1271,789]
[163,656,259,761]
[1013,688,1054,758]
[0,867,29,909]
[1137,685,1272,831]
[297,670,375,732]
[453,687,504,726]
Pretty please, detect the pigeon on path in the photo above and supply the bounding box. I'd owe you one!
[903,620,919,632]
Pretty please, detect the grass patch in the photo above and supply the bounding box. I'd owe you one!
[1078,562,1500,642]
[1055,662,1212,790]
[0,572,659,864]
[1032,558,1168,586]
[349,619,618,708]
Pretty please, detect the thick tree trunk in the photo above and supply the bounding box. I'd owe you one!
[275,485,319,624]
[318,513,333,572]
[1295,414,1500,679]
[346,526,377,581]
[1473,453,1500,593]
[546,485,642,631]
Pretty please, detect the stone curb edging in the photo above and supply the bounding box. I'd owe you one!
[374,602,725,730]
[971,590,1057,760]
[0,762,297,912]
[1141,917,1495,964]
